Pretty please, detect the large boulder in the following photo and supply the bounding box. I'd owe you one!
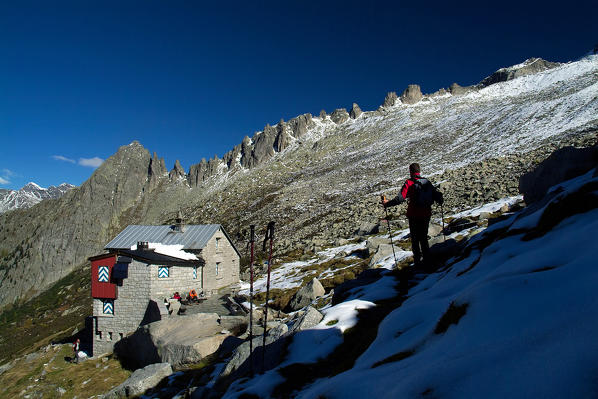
[366,236,391,254]
[103,363,172,398]
[288,278,326,311]
[289,306,324,333]
[114,313,230,368]
[355,221,380,236]
[400,84,423,104]
[519,146,598,204]
[220,323,289,378]
[369,244,401,268]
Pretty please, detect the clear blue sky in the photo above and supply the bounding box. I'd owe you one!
[0,1,595,190]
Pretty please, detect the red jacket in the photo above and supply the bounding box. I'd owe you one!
[388,173,432,218]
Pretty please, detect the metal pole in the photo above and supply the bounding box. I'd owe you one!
[381,195,398,269]
[248,225,255,376]
[262,221,274,373]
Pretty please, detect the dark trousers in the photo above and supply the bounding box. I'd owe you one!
[408,216,430,264]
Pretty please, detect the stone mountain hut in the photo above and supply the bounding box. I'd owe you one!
[89,223,240,356]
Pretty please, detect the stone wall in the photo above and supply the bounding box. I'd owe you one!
[150,264,203,299]
[93,260,151,356]
[200,228,240,295]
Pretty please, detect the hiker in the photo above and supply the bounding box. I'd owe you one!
[188,289,198,302]
[173,292,181,301]
[382,163,443,267]
[72,338,80,364]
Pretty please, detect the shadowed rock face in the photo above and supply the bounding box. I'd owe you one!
[519,145,598,204]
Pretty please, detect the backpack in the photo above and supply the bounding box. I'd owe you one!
[411,178,435,208]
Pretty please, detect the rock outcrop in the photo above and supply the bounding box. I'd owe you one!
[349,103,363,119]
[480,58,561,87]
[383,91,398,107]
[115,312,231,368]
[288,278,326,311]
[103,363,172,399]
[169,160,186,180]
[519,145,598,204]
[400,84,423,104]
[330,108,350,124]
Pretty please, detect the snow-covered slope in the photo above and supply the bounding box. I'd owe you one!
[0,182,75,213]
[224,168,598,398]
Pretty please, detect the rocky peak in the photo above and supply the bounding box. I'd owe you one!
[349,103,362,119]
[480,58,561,87]
[400,84,423,104]
[330,108,350,124]
[169,160,186,180]
[449,83,477,95]
[383,91,398,107]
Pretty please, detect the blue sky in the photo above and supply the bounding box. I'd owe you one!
[0,1,595,190]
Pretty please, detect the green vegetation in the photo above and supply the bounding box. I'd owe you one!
[0,265,91,363]
[0,344,130,399]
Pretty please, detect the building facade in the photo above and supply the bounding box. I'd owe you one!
[89,223,240,356]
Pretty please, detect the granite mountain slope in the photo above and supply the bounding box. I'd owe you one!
[0,55,596,310]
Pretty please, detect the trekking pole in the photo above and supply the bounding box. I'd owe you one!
[380,195,398,269]
[261,221,275,373]
[440,204,446,242]
[248,225,255,376]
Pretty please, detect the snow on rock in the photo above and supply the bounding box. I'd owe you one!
[130,242,198,260]
[295,171,598,399]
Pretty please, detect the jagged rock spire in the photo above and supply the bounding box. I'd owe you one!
[400,84,423,105]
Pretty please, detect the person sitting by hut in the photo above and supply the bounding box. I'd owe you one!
[172,292,181,301]
[188,289,199,303]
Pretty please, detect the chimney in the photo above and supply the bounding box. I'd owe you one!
[137,241,149,250]
[173,210,185,232]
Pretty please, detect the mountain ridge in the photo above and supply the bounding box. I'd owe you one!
[0,182,75,213]
[0,55,596,310]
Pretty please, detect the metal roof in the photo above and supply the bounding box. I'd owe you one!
[104,224,222,250]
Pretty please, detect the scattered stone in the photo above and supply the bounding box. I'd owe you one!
[449,83,476,95]
[103,362,173,399]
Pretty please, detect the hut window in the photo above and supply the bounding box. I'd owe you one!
[216,237,221,249]
[103,300,114,315]
[216,262,221,275]
[193,266,197,279]
[158,266,170,278]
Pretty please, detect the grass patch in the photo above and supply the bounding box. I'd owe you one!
[0,264,92,363]
[0,344,130,399]
[434,302,469,334]
[326,320,338,326]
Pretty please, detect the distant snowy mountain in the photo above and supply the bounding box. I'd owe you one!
[0,182,75,213]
